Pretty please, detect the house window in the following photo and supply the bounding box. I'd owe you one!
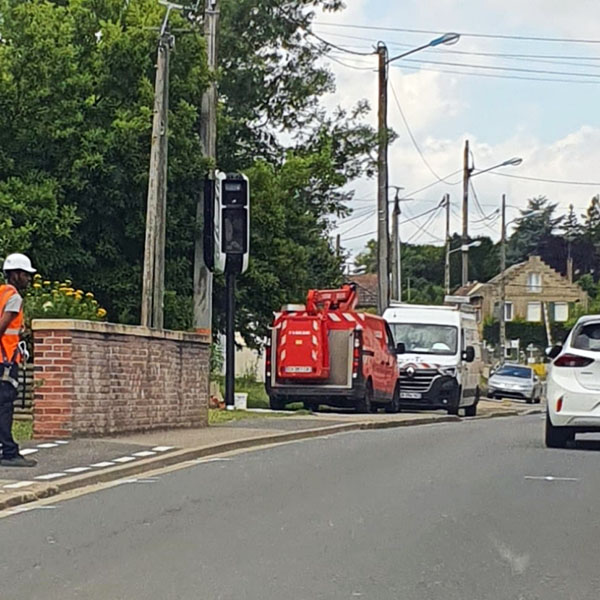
[527,302,542,322]
[554,302,569,322]
[505,302,513,322]
[527,272,542,293]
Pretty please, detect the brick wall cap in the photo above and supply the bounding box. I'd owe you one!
[32,319,210,345]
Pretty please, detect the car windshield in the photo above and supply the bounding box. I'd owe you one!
[389,323,458,355]
[494,366,532,379]
[572,322,600,351]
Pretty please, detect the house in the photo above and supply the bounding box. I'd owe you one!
[344,273,378,310]
[455,255,588,326]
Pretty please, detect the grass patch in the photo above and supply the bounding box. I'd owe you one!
[209,408,309,425]
[217,376,304,412]
[12,420,33,442]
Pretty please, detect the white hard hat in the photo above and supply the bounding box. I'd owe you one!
[3,253,36,273]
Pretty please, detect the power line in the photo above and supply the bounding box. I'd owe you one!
[406,205,445,243]
[488,171,600,186]
[388,79,457,184]
[338,210,376,236]
[304,28,375,56]
[313,22,600,45]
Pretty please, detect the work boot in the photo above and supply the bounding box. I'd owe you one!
[0,455,37,467]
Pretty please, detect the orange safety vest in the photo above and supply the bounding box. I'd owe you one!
[0,284,23,363]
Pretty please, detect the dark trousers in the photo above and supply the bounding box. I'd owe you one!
[0,381,19,459]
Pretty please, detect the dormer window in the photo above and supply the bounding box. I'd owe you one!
[527,272,542,293]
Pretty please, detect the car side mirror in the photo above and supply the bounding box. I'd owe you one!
[545,345,562,360]
[395,342,405,355]
[462,346,475,363]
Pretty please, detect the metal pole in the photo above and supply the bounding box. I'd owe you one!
[377,43,389,314]
[225,271,235,409]
[500,193,507,362]
[461,139,470,287]
[391,192,400,301]
[444,194,451,294]
[193,0,219,336]
[142,33,170,328]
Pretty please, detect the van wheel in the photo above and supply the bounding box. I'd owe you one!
[356,381,374,414]
[447,387,461,416]
[545,412,573,448]
[303,401,319,412]
[464,387,480,417]
[269,396,285,411]
[385,385,400,414]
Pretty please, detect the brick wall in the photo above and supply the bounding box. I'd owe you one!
[32,320,210,439]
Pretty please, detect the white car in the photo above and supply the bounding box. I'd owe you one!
[546,316,600,448]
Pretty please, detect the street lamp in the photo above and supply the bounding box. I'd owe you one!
[461,148,523,287]
[445,240,482,294]
[377,32,461,314]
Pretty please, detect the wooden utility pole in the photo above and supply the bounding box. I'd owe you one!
[142,32,172,329]
[193,0,219,336]
[444,194,451,294]
[461,139,470,287]
[390,189,401,302]
[376,42,389,315]
[500,193,507,361]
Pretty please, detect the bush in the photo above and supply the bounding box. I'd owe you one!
[24,275,107,324]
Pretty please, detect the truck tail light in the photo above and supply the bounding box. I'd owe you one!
[554,353,594,368]
[353,330,363,379]
[265,340,272,377]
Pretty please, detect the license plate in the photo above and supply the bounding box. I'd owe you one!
[400,392,422,400]
[285,366,312,373]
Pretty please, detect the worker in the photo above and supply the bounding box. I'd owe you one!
[0,253,37,467]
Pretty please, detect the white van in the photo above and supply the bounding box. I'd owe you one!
[383,301,483,416]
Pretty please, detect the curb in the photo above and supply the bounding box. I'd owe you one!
[0,409,528,512]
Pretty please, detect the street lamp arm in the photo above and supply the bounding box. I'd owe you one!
[471,157,523,178]
[388,32,460,64]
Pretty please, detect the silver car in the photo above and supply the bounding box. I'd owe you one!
[488,363,542,404]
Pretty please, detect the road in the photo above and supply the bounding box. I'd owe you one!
[1,414,599,600]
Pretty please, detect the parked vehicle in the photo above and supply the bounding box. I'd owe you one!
[488,364,542,404]
[545,316,600,448]
[265,285,401,413]
[382,300,482,416]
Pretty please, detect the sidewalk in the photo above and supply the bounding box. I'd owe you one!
[0,399,541,512]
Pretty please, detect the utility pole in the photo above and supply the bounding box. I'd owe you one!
[390,187,402,302]
[193,0,219,336]
[444,194,451,294]
[461,139,471,287]
[376,42,389,315]
[500,193,507,362]
[141,28,172,329]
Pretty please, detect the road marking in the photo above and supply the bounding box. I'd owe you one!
[64,467,92,473]
[524,475,580,482]
[192,458,233,464]
[132,451,157,457]
[152,446,175,452]
[3,481,34,489]
[115,477,159,485]
[35,473,66,480]
[113,456,137,463]
[37,443,59,449]
[20,448,38,456]
[53,441,69,445]
[90,461,115,468]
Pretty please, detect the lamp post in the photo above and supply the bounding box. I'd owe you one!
[461,153,523,287]
[377,32,460,314]
[446,240,481,294]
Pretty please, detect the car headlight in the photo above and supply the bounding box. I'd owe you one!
[440,367,457,377]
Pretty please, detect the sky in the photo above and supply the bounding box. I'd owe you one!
[311,0,600,261]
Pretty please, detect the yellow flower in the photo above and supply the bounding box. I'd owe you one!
[43,280,51,286]
[65,290,74,297]
[85,292,94,299]
[76,289,83,295]
[33,273,42,281]
[97,308,107,318]
[33,283,42,289]
[65,279,72,286]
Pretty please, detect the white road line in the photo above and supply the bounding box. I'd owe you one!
[37,443,59,449]
[64,467,92,473]
[35,473,66,480]
[132,451,157,457]
[53,441,69,445]
[152,446,175,452]
[524,475,580,482]
[20,448,39,456]
[90,461,115,468]
[3,481,34,489]
[112,456,137,463]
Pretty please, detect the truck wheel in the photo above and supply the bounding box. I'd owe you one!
[545,412,573,448]
[356,381,374,414]
[303,401,319,412]
[269,396,285,411]
[385,385,400,414]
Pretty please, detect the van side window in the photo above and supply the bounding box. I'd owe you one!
[384,323,396,352]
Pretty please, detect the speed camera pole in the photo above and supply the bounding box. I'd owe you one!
[225,271,236,409]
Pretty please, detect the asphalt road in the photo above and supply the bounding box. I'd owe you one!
[2,415,599,600]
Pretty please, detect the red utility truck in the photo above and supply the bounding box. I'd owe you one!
[265,284,401,413]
